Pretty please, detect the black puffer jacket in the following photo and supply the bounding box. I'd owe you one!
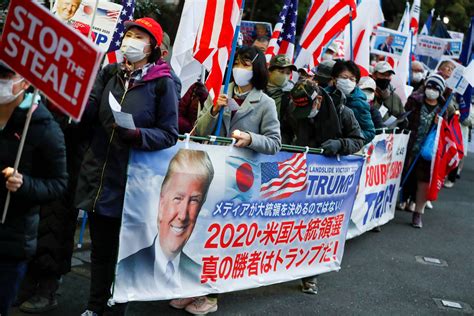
[0,98,68,260]
[284,88,365,155]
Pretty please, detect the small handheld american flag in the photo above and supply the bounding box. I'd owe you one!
[105,0,135,65]
[260,153,307,200]
[265,0,298,63]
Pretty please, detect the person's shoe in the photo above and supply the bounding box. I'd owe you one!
[80,310,99,316]
[19,295,58,313]
[426,201,433,209]
[371,226,382,232]
[444,180,454,188]
[412,213,422,228]
[396,202,406,211]
[407,202,416,212]
[301,281,318,294]
[169,297,196,309]
[185,296,218,315]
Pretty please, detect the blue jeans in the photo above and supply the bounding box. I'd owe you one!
[0,260,27,316]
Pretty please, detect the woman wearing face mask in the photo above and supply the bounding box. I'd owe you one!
[326,60,375,144]
[175,47,281,315]
[75,17,178,316]
[0,64,67,316]
[402,74,446,228]
[265,54,297,118]
[194,46,282,156]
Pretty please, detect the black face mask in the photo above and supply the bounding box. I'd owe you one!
[375,78,390,90]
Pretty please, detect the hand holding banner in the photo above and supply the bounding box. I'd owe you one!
[0,0,104,121]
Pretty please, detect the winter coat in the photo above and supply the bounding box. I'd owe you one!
[195,84,282,155]
[0,97,67,260]
[404,91,446,182]
[288,89,365,154]
[75,61,179,218]
[370,106,384,129]
[327,86,375,143]
[373,85,405,121]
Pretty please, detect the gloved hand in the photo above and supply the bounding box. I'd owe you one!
[321,139,342,156]
[113,124,141,146]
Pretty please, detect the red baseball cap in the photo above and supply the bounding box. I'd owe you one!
[124,17,163,46]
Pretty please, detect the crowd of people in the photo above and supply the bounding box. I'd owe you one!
[1,15,473,316]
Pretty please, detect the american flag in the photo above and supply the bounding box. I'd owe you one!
[294,0,356,69]
[96,8,121,21]
[265,0,298,62]
[260,153,307,200]
[105,0,135,65]
[193,0,243,103]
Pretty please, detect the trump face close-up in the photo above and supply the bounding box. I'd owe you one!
[157,149,214,260]
[56,0,82,21]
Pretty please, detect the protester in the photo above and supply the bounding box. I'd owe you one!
[160,32,182,99]
[252,36,270,52]
[266,54,297,117]
[322,42,338,61]
[0,63,68,316]
[372,61,405,126]
[14,23,94,314]
[411,60,426,92]
[75,17,178,316]
[178,81,209,134]
[313,60,336,88]
[284,79,364,294]
[359,76,384,129]
[327,60,375,143]
[195,46,282,155]
[297,66,315,81]
[180,46,282,314]
[402,74,446,228]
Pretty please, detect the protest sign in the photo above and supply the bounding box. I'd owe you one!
[448,30,464,42]
[112,142,364,302]
[442,38,462,58]
[347,132,409,239]
[53,0,123,51]
[240,21,272,47]
[0,0,104,120]
[435,58,470,94]
[370,27,408,59]
[415,35,461,59]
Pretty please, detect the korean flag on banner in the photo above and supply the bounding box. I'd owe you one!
[226,156,261,203]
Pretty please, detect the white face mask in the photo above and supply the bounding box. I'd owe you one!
[336,78,356,96]
[412,72,424,83]
[120,38,150,63]
[425,88,440,100]
[322,53,333,61]
[0,78,24,105]
[362,90,375,102]
[232,68,253,87]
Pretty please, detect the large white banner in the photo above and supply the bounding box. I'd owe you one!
[112,142,364,302]
[347,132,409,239]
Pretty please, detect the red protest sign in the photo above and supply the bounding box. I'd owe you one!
[0,0,104,121]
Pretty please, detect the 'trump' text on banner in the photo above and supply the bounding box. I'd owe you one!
[0,0,104,121]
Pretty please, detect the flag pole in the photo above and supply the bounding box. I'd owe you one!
[349,6,354,61]
[408,30,413,85]
[215,0,246,136]
[2,89,39,224]
[87,0,100,40]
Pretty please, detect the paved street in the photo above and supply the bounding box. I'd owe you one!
[11,156,474,316]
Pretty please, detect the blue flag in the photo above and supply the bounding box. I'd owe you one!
[459,17,474,122]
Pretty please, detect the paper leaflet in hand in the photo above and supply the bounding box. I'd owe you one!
[108,92,136,130]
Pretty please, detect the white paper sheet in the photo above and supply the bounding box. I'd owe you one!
[108,92,136,129]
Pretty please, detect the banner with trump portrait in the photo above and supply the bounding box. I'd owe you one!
[112,141,364,302]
